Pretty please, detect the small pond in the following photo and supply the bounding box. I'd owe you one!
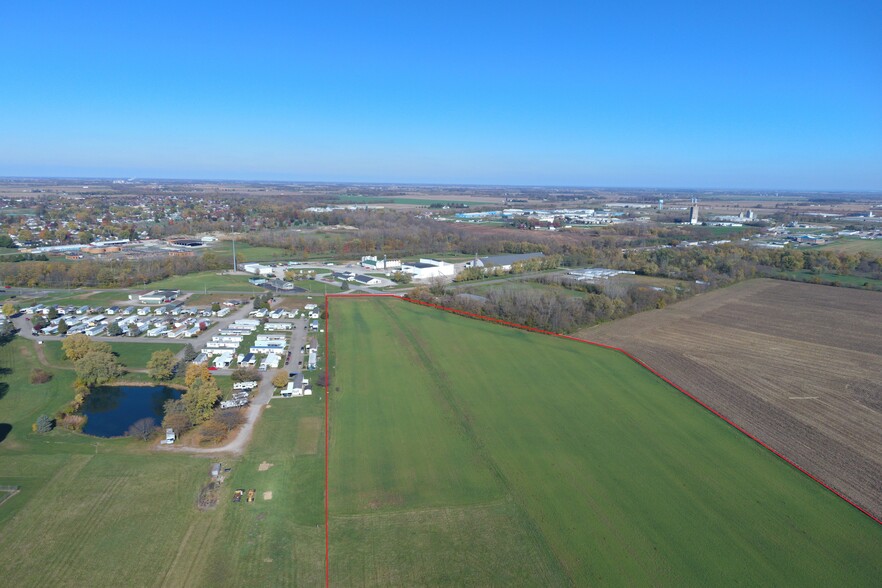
[81,385,182,438]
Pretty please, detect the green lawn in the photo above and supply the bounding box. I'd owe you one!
[35,289,130,307]
[140,271,268,293]
[818,238,882,255]
[210,241,294,262]
[42,340,185,371]
[776,269,882,290]
[292,278,344,294]
[198,396,326,585]
[328,297,882,586]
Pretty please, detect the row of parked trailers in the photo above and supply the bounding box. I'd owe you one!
[33,309,210,339]
[219,389,251,409]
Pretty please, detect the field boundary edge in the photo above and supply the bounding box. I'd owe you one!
[322,292,880,585]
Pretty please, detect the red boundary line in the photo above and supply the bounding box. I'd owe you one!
[324,295,331,588]
[323,292,880,583]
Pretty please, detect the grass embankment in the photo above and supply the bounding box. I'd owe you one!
[328,297,882,585]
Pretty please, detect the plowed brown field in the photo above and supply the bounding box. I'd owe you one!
[582,279,882,519]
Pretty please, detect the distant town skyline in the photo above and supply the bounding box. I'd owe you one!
[1,1,880,190]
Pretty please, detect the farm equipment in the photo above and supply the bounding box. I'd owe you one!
[247,489,256,503]
[233,489,244,503]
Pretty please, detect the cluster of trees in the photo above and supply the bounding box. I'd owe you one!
[161,364,222,437]
[621,244,882,288]
[33,414,54,433]
[408,274,697,334]
[271,370,288,389]
[147,349,178,381]
[231,366,262,384]
[62,334,123,386]
[388,271,412,284]
[199,409,246,444]
[253,293,273,310]
[407,285,626,334]
[0,253,230,288]
[243,208,700,264]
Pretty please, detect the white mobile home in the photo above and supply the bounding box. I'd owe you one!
[84,325,106,337]
[259,353,282,371]
[281,382,304,397]
[213,353,234,369]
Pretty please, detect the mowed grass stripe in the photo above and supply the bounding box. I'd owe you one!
[330,299,502,513]
[329,297,882,586]
[199,400,326,587]
[329,298,569,586]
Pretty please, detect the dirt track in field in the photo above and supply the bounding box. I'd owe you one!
[581,279,882,519]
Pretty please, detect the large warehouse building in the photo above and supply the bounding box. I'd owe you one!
[400,258,456,280]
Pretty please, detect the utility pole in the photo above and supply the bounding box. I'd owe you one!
[231,236,237,272]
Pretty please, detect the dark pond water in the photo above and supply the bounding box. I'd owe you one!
[81,385,182,438]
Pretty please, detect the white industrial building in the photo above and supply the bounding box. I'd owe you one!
[400,258,455,280]
[353,274,382,286]
[360,255,402,270]
[465,252,546,271]
[241,263,276,276]
[138,290,180,304]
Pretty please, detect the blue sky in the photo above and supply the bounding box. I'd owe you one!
[0,1,880,189]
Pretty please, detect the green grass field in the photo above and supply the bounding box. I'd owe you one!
[140,271,269,293]
[818,238,882,255]
[328,297,882,585]
[293,278,344,294]
[210,241,294,262]
[776,269,882,289]
[35,290,130,307]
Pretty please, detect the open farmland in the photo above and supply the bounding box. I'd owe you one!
[328,297,882,586]
[584,278,882,520]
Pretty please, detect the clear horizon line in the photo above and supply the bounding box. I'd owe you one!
[0,174,880,195]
